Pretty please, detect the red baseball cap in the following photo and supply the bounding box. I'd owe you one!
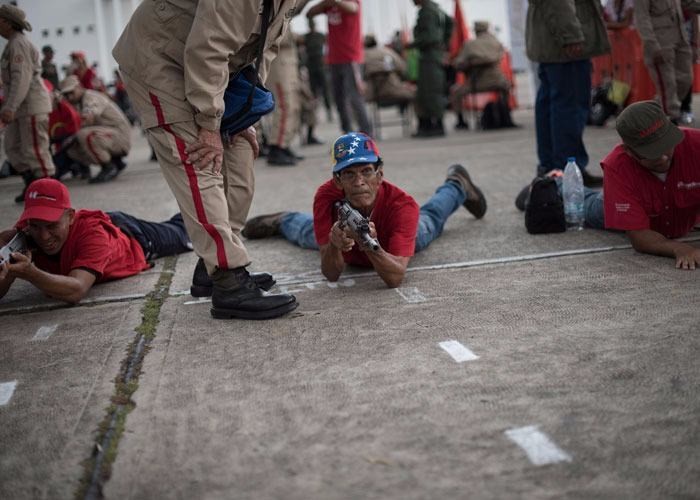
[17,178,72,226]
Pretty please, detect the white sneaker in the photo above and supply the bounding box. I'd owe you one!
[681,112,694,125]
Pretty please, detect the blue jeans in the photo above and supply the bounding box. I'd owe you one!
[278,181,467,252]
[107,212,192,260]
[584,189,605,229]
[549,178,605,229]
[535,60,591,175]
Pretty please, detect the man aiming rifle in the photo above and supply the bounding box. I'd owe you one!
[240,132,488,287]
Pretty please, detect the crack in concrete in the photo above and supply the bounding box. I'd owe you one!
[77,256,177,500]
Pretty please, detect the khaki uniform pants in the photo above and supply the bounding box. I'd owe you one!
[266,53,300,148]
[644,39,693,120]
[5,114,55,177]
[67,126,131,166]
[147,120,254,273]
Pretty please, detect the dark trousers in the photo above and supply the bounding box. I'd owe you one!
[308,67,332,113]
[535,60,591,176]
[329,63,372,135]
[107,212,192,261]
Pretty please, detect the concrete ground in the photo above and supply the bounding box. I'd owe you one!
[1,107,699,500]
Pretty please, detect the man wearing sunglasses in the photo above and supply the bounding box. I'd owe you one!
[241,132,487,287]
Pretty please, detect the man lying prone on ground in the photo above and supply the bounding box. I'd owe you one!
[516,101,700,269]
[0,178,192,304]
[241,132,487,287]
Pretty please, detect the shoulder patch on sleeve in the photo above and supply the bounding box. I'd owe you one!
[13,54,23,64]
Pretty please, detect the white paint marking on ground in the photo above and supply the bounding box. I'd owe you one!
[438,340,479,363]
[183,298,212,306]
[396,287,427,303]
[340,279,355,287]
[31,324,59,341]
[0,380,17,406]
[505,425,573,466]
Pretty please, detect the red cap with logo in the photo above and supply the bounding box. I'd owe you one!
[17,178,72,227]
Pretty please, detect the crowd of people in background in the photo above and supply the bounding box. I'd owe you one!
[1,0,700,314]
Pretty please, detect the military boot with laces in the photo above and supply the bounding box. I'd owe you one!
[210,267,297,320]
[190,258,275,297]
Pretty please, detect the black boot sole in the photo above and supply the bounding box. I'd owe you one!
[190,275,276,298]
[210,300,298,320]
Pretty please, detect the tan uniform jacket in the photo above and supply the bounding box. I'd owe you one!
[454,33,509,92]
[0,32,51,118]
[634,0,700,54]
[113,0,297,131]
[78,89,132,136]
[364,46,414,102]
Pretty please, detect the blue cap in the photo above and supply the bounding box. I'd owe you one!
[331,132,380,173]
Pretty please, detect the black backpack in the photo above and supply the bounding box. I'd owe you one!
[524,177,566,234]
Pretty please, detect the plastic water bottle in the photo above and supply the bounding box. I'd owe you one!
[563,157,584,231]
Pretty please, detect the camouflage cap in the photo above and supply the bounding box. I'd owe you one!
[615,101,683,159]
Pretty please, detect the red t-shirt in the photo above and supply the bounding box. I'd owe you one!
[313,179,419,267]
[49,99,81,150]
[324,0,363,64]
[601,128,700,238]
[31,210,150,283]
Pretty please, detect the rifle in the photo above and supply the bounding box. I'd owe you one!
[335,200,380,251]
[0,232,28,266]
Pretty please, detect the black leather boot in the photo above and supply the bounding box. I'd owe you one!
[190,258,275,297]
[210,267,297,320]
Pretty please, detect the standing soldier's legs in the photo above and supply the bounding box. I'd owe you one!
[646,46,682,120]
[674,42,693,116]
[223,135,255,237]
[9,116,55,202]
[17,115,55,178]
[346,62,372,136]
[146,120,250,273]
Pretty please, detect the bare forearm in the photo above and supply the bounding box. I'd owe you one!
[320,245,346,282]
[365,249,407,288]
[22,266,90,303]
[627,229,695,258]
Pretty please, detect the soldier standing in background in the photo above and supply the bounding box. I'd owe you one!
[40,45,59,89]
[304,17,333,122]
[411,0,452,138]
[266,29,303,166]
[0,5,55,203]
[113,0,298,320]
[635,0,700,123]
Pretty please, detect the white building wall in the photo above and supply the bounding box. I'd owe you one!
[15,0,138,84]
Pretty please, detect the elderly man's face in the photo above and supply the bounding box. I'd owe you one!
[0,18,13,39]
[26,210,75,255]
[333,163,384,213]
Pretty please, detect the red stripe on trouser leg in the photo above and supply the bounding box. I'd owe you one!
[275,82,287,146]
[30,115,49,177]
[148,92,230,269]
[85,132,104,164]
[654,63,668,115]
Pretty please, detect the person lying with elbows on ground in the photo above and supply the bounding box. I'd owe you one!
[0,178,192,304]
[241,132,487,287]
[602,100,700,269]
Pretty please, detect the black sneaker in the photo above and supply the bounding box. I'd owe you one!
[210,267,297,320]
[446,164,487,218]
[190,258,275,297]
[89,163,119,184]
[267,146,296,166]
[242,212,286,239]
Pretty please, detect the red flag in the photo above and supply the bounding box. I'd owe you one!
[449,0,469,60]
